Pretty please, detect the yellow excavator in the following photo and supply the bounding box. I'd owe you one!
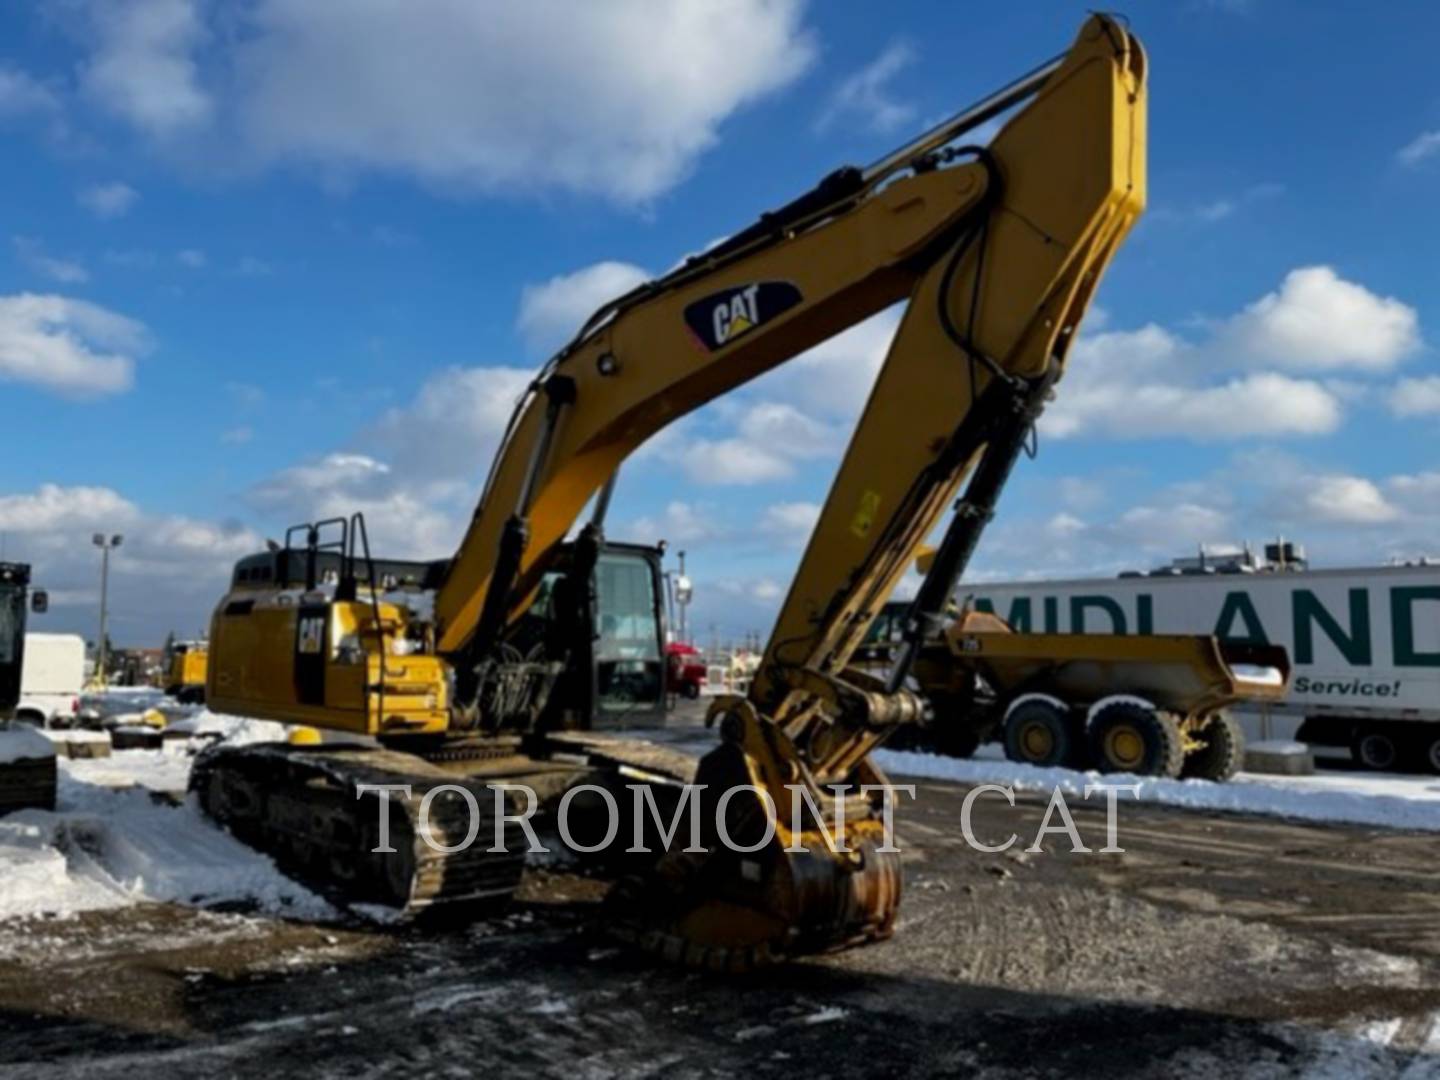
[196,14,1146,968]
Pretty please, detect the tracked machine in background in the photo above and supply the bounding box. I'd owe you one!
[163,640,209,704]
[196,15,1147,966]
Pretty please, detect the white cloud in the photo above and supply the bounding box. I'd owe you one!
[228,0,814,202]
[1388,375,1440,418]
[0,65,60,118]
[1109,503,1232,549]
[0,482,261,643]
[1193,199,1235,223]
[13,237,89,284]
[1218,266,1420,371]
[815,41,916,134]
[1299,475,1399,525]
[220,425,253,445]
[251,452,391,506]
[365,365,533,487]
[79,0,213,138]
[248,451,456,557]
[236,256,273,276]
[679,401,837,484]
[77,182,140,219]
[1046,266,1422,441]
[176,248,207,268]
[1049,370,1342,441]
[1152,183,1282,227]
[759,501,820,539]
[0,293,144,397]
[778,308,901,418]
[246,364,535,563]
[1390,471,1440,504]
[1398,130,1440,167]
[679,437,792,486]
[516,261,649,354]
[628,501,719,546]
[0,484,140,534]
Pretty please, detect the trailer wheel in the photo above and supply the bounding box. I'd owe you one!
[1419,730,1440,776]
[1351,728,1400,772]
[1090,702,1184,778]
[1180,712,1244,782]
[1004,699,1075,768]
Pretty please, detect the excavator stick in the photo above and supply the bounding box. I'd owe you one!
[609,14,1147,966]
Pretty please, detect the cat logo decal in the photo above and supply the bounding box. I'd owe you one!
[684,281,803,352]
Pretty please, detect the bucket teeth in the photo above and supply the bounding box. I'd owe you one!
[605,837,902,971]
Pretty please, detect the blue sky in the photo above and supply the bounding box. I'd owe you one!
[0,0,1437,646]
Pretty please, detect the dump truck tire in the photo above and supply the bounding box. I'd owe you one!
[1180,712,1244,782]
[1004,699,1076,768]
[1090,701,1184,778]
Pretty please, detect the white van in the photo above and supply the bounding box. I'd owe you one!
[15,633,85,728]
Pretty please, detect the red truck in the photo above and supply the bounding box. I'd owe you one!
[665,642,707,700]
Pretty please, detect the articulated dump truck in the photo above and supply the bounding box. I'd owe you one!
[860,603,1291,780]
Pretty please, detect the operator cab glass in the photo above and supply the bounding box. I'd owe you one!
[594,550,664,715]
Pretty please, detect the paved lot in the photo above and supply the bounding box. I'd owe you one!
[1,712,1438,1077]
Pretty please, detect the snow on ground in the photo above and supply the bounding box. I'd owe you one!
[874,744,1440,832]
[167,709,288,746]
[0,711,331,922]
[0,724,56,764]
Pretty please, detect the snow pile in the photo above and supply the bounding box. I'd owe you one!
[166,709,289,747]
[0,725,56,765]
[0,775,332,921]
[0,713,330,922]
[873,749,1440,832]
[63,750,190,794]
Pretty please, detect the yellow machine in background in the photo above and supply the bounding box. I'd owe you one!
[858,600,1290,779]
[197,15,1147,968]
[164,640,208,704]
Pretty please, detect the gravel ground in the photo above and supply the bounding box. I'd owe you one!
[1,707,1438,1078]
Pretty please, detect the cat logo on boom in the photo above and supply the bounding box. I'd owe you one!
[683,281,803,352]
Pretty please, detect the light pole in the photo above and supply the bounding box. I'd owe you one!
[93,533,122,686]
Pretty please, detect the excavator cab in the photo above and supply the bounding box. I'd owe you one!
[207,515,667,735]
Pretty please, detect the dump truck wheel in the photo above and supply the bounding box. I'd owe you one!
[1004,699,1074,768]
[1351,728,1400,771]
[1090,701,1184,777]
[1180,712,1244,782]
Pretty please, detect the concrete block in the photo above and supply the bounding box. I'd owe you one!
[1245,739,1315,776]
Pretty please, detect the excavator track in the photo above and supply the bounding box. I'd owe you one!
[190,742,536,917]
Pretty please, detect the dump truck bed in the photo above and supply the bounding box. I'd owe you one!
[920,628,1290,720]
